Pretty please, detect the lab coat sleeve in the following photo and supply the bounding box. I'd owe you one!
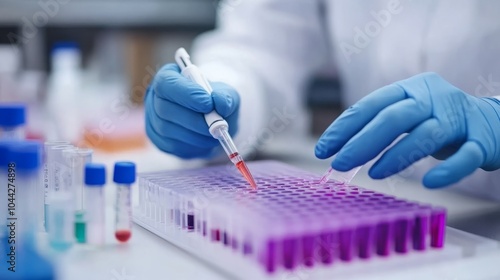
[191,0,329,157]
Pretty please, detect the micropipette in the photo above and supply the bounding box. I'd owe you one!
[319,165,362,184]
[174,47,257,189]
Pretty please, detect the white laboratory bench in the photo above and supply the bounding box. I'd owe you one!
[49,136,500,280]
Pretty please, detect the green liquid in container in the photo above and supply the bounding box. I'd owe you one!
[75,211,86,244]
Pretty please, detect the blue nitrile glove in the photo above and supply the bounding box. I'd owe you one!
[145,64,240,159]
[315,72,500,188]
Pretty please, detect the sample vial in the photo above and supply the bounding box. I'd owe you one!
[9,141,41,255]
[42,141,70,231]
[45,144,73,231]
[44,143,75,251]
[113,162,136,243]
[47,192,74,251]
[0,103,26,140]
[85,163,106,246]
[0,140,17,254]
[62,148,92,243]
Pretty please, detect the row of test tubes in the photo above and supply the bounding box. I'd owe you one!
[43,142,136,248]
[43,141,91,249]
[0,103,136,253]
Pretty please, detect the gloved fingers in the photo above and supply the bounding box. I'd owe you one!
[331,98,428,172]
[153,94,213,137]
[369,118,447,179]
[315,84,406,159]
[432,144,462,160]
[147,107,219,148]
[211,82,240,118]
[423,141,485,188]
[152,63,214,113]
[145,120,215,159]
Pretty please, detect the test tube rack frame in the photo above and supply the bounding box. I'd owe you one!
[133,161,458,279]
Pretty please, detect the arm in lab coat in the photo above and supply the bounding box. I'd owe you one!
[192,0,329,157]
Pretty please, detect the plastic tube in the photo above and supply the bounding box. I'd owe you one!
[0,142,54,279]
[63,148,92,211]
[45,144,73,231]
[113,162,136,243]
[47,192,73,251]
[62,148,92,243]
[42,141,70,231]
[9,142,41,256]
[85,163,106,246]
[0,140,17,258]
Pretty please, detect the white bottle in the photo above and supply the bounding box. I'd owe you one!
[0,45,21,101]
[46,42,82,142]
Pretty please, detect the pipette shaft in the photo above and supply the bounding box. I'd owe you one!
[174,48,257,189]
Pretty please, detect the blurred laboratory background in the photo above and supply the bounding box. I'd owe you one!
[0,0,342,154]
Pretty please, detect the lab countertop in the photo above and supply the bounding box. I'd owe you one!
[55,136,500,280]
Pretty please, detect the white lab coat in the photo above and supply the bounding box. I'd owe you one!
[192,0,500,200]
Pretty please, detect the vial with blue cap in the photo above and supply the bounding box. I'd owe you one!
[85,163,106,246]
[0,141,56,280]
[8,142,41,254]
[114,162,136,243]
[0,140,18,261]
[0,103,26,140]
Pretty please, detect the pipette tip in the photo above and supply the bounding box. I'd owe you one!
[236,160,258,189]
[318,166,362,185]
[318,167,333,184]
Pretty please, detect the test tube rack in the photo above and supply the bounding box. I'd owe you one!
[133,161,451,279]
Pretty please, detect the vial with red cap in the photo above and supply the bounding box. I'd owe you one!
[113,162,135,243]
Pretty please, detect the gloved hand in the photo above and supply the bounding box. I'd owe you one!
[315,72,500,188]
[145,63,240,159]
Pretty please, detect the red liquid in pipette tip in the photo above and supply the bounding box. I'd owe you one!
[230,153,257,189]
[115,230,132,242]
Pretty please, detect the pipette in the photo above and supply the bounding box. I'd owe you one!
[319,165,362,185]
[174,48,257,189]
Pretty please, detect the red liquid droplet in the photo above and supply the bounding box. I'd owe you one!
[236,161,257,189]
[115,230,131,242]
[229,152,238,159]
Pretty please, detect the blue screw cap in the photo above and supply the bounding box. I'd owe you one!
[113,161,136,184]
[0,140,18,166]
[52,41,79,52]
[0,103,26,127]
[9,141,41,171]
[85,163,106,186]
